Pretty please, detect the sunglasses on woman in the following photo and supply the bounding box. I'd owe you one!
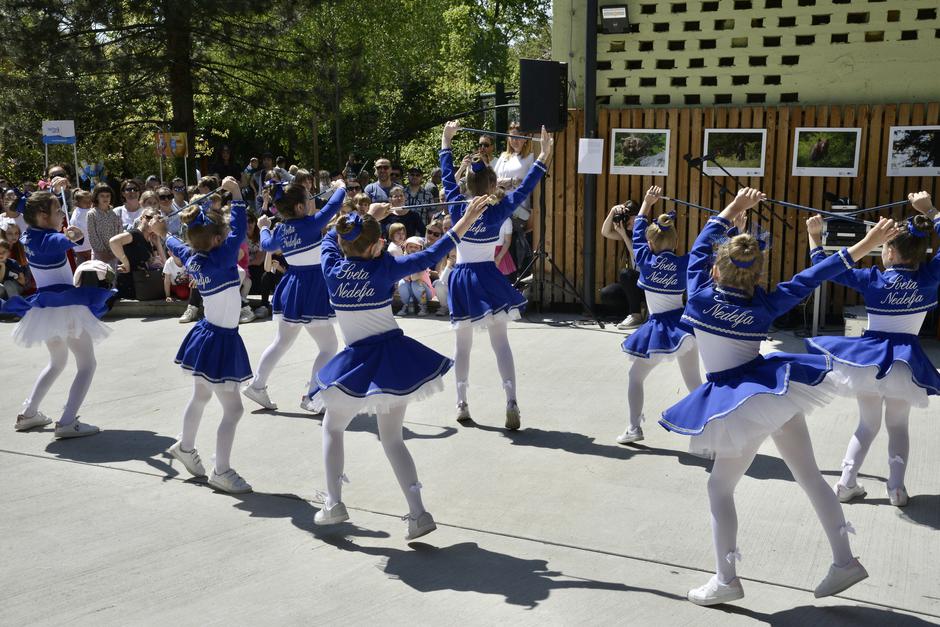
[124,187,139,193]
[426,230,442,237]
[158,194,173,200]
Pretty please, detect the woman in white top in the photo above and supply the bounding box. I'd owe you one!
[490,122,537,221]
[113,179,143,229]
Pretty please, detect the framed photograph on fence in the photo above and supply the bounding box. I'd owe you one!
[886,126,940,177]
[609,129,670,176]
[791,127,861,177]
[703,129,767,177]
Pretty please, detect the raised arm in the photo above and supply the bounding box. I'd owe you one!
[909,191,940,278]
[768,217,903,315]
[219,177,246,257]
[166,235,192,264]
[806,214,867,291]
[320,228,342,276]
[686,215,731,295]
[309,184,347,230]
[386,195,491,281]
[440,121,467,205]
[257,214,280,252]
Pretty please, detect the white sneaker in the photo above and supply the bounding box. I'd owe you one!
[253,305,270,318]
[814,558,868,598]
[208,467,252,494]
[167,441,207,477]
[300,394,325,414]
[436,307,449,317]
[456,402,471,423]
[417,305,429,317]
[687,575,745,606]
[54,420,99,439]
[404,511,437,540]
[887,485,909,507]
[15,411,52,431]
[314,502,349,525]
[617,314,644,329]
[239,305,256,324]
[178,304,199,323]
[834,482,866,503]
[617,426,645,444]
[242,383,277,410]
[505,401,521,431]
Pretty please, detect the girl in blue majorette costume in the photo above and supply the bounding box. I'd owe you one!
[615,185,702,445]
[3,183,115,439]
[164,177,254,495]
[242,181,346,414]
[659,187,901,607]
[311,195,491,540]
[805,192,940,508]
[438,120,553,430]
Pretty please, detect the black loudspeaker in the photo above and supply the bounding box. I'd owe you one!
[519,59,568,133]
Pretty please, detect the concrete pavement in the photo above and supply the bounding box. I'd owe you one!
[1,314,938,625]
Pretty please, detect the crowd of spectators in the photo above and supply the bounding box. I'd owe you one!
[0,134,537,324]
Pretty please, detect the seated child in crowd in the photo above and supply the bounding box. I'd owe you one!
[397,236,434,317]
[387,222,406,257]
[0,239,26,300]
[163,254,191,302]
[70,190,94,263]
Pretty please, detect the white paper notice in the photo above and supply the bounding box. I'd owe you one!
[578,138,604,174]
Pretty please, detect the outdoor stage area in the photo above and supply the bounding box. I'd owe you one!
[1,314,937,626]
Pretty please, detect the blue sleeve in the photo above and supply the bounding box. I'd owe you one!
[47,232,77,255]
[687,216,732,295]
[221,200,247,258]
[309,188,346,231]
[166,236,192,263]
[259,225,281,252]
[808,246,868,291]
[385,230,460,281]
[321,228,342,276]
[766,248,857,315]
[927,217,940,280]
[632,215,651,268]
[439,149,468,222]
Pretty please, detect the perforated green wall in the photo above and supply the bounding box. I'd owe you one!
[553,0,940,108]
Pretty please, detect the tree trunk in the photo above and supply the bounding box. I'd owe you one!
[164,1,196,162]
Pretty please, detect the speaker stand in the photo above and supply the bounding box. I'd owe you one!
[513,176,606,329]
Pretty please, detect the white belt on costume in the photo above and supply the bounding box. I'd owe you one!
[645,291,684,315]
[456,239,498,264]
[867,312,927,335]
[30,260,74,289]
[284,246,322,266]
[695,330,762,373]
[202,285,242,329]
[334,307,400,344]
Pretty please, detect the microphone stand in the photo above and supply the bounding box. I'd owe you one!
[702,155,790,230]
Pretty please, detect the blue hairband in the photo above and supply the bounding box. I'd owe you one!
[656,211,677,231]
[470,158,487,173]
[341,212,364,241]
[266,180,288,203]
[907,218,927,238]
[13,188,28,214]
[728,229,770,268]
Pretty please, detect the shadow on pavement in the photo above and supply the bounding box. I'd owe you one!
[319,537,683,609]
[467,423,796,482]
[228,491,391,540]
[256,410,459,442]
[45,429,178,477]
[717,602,936,626]
[898,493,940,530]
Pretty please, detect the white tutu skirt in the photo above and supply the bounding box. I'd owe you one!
[688,379,836,458]
[826,361,929,407]
[12,305,112,348]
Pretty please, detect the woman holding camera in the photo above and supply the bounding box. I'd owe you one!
[600,200,646,328]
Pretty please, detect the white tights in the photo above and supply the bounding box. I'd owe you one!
[251,318,338,391]
[23,332,97,425]
[707,414,854,584]
[180,378,243,473]
[626,350,702,430]
[322,404,426,516]
[454,320,516,405]
[839,393,911,491]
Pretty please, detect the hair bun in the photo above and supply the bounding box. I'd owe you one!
[912,214,931,231]
[656,213,674,229]
[336,215,353,234]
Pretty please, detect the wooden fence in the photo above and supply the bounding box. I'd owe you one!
[535,103,940,316]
